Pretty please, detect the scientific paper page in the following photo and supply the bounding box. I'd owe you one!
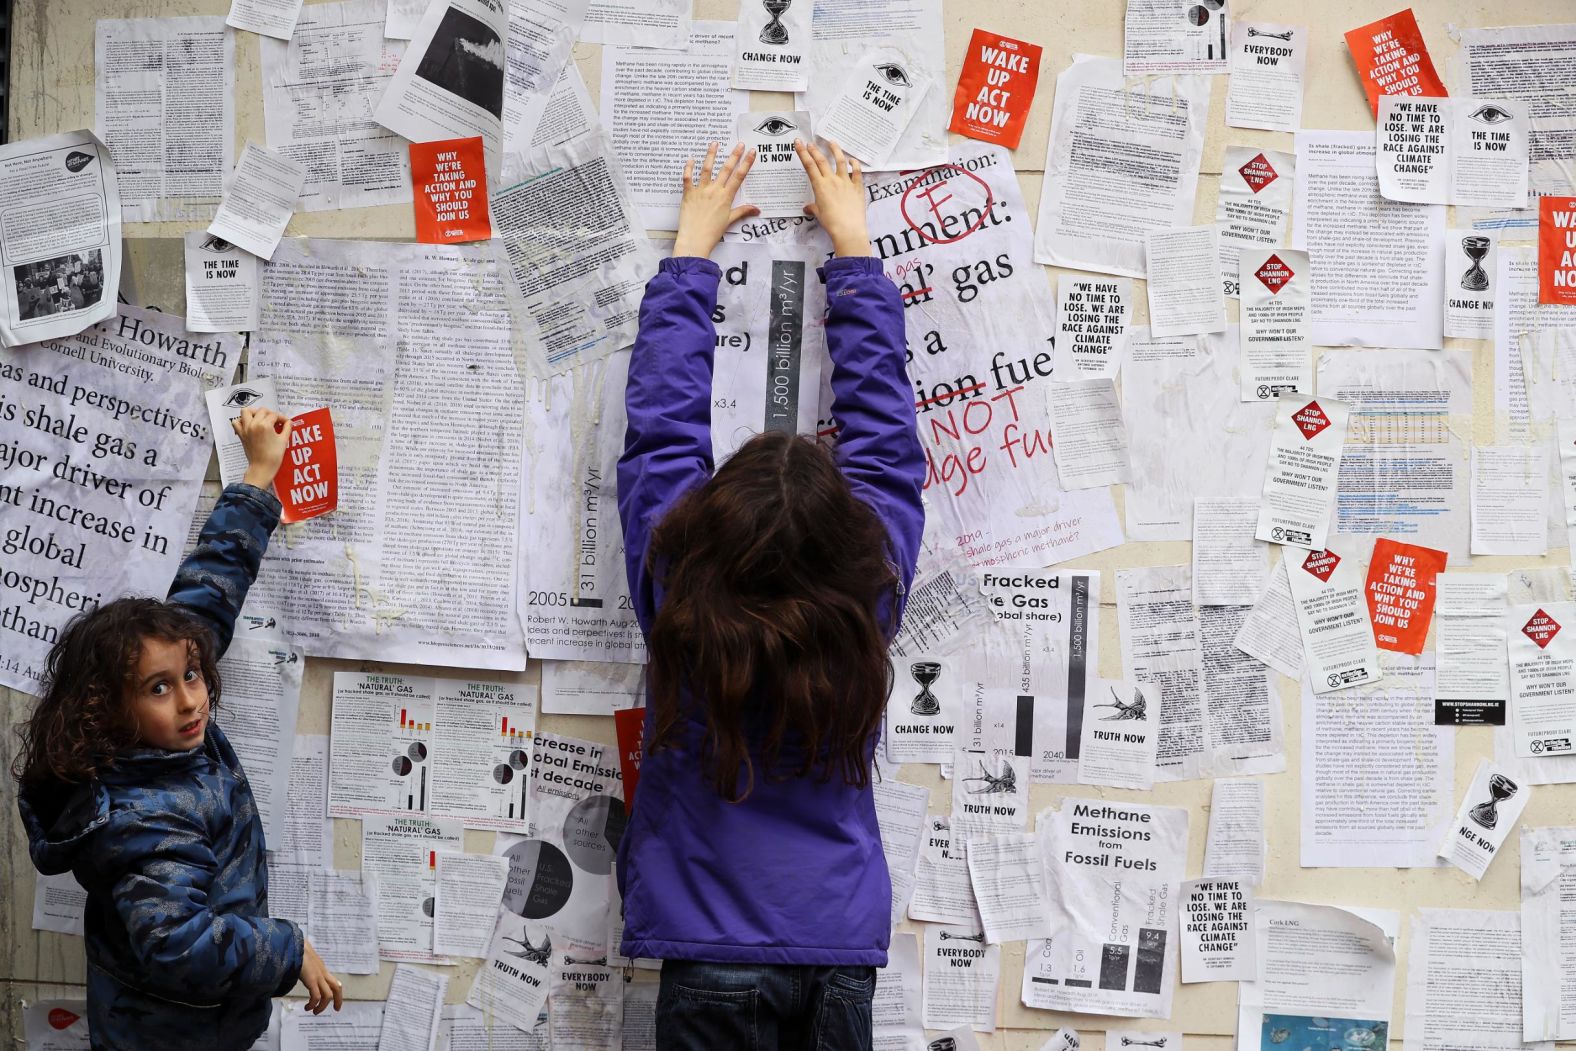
[0,308,230,694]
[541,660,643,715]
[438,1005,541,1051]
[1217,147,1295,301]
[1284,544,1382,694]
[1048,378,1130,489]
[375,0,509,159]
[1239,248,1310,403]
[491,129,656,373]
[581,0,689,48]
[1122,328,1275,541]
[1035,56,1208,278]
[873,932,925,1050]
[499,0,586,154]
[306,871,379,974]
[1053,275,1132,378]
[1023,800,1188,1018]
[1292,131,1445,348]
[1144,226,1226,337]
[207,143,307,261]
[1236,901,1397,1050]
[1522,826,1576,1040]
[1471,446,1549,556]
[1124,0,1229,75]
[873,774,928,921]
[328,672,538,831]
[1226,22,1307,132]
[433,851,512,958]
[797,0,947,172]
[1301,655,1452,867]
[1435,572,1509,725]
[95,17,233,222]
[226,0,304,40]
[377,965,446,1051]
[966,831,1053,943]
[909,816,976,925]
[280,1002,384,1050]
[362,815,463,962]
[215,637,302,845]
[0,130,122,348]
[601,22,747,231]
[1317,349,1472,560]
[247,238,525,668]
[862,144,1121,570]
[923,924,999,1032]
[1233,559,1304,681]
[260,1,411,212]
[1204,777,1266,885]
[1495,247,1576,439]
[1403,908,1548,1051]
[1193,498,1266,607]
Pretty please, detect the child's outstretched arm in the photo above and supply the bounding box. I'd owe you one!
[166,407,291,656]
[617,143,756,629]
[799,140,926,618]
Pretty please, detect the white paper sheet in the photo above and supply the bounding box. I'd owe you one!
[1509,601,1576,758]
[377,965,446,1051]
[1023,800,1189,1018]
[873,931,925,1050]
[433,851,512,958]
[374,0,508,160]
[580,0,690,48]
[1377,96,1530,209]
[1284,544,1382,694]
[1077,679,1160,790]
[885,652,963,764]
[95,18,234,223]
[1301,655,1452,867]
[1239,247,1310,403]
[31,870,86,937]
[1193,499,1267,607]
[1053,275,1132,378]
[500,1,589,155]
[361,815,464,962]
[1218,147,1295,301]
[1404,908,1549,1051]
[548,959,621,1050]
[1443,228,1497,339]
[1048,378,1130,489]
[1292,130,1445,349]
[909,816,977,925]
[307,871,380,975]
[1124,0,1229,75]
[1233,559,1304,681]
[873,774,929,922]
[1203,777,1266,885]
[1254,395,1350,551]
[731,0,809,90]
[1435,572,1510,726]
[1035,56,1208,278]
[0,130,122,349]
[1179,877,1255,983]
[260,1,411,213]
[280,1001,384,1051]
[226,0,305,41]
[437,1004,541,1050]
[21,1000,90,1049]
[185,232,261,333]
[467,910,554,1035]
[215,636,303,845]
[600,22,747,231]
[1144,226,1227,338]
[540,661,643,716]
[1522,825,1576,1040]
[736,111,813,219]
[923,924,999,1032]
[1226,22,1306,132]
[1438,760,1529,881]
[966,831,1053,943]
[818,45,933,169]
[1472,446,1550,556]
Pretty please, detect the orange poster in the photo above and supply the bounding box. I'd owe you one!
[1539,196,1576,306]
[410,136,491,244]
[948,29,1042,150]
[275,407,338,524]
[1344,9,1446,117]
[614,706,644,809]
[1364,538,1448,654]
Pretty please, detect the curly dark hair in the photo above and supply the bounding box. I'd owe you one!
[645,430,897,803]
[12,598,221,785]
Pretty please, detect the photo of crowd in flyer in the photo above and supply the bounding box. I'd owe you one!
[13,249,106,320]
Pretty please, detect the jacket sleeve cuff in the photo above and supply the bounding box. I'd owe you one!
[223,482,283,528]
[661,257,723,277]
[818,256,884,282]
[272,921,306,996]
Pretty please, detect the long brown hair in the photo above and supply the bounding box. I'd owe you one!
[12,598,221,784]
[645,430,898,802]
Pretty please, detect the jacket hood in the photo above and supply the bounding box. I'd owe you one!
[18,728,228,874]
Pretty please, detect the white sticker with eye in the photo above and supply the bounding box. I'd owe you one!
[874,63,913,88]
[204,377,281,487]
[735,110,815,220]
[1467,104,1514,125]
[818,47,932,168]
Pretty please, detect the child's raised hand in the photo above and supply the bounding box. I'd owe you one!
[795,139,871,258]
[299,939,343,1014]
[673,142,759,260]
[234,406,292,491]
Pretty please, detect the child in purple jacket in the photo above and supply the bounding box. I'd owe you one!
[616,139,925,1050]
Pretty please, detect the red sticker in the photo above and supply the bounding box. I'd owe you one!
[274,407,338,524]
[1303,549,1341,583]
[1344,9,1448,117]
[1524,608,1563,649]
[614,707,645,810]
[948,29,1042,150]
[1255,254,1296,294]
[410,136,492,245]
[1538,196,1576,307]
[1293,400,1331,440]
[48,1008,81,1030]
[1364,538,1448,654]
[1239,153,1279,193]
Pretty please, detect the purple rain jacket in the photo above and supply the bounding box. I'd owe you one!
[615,255,926,966]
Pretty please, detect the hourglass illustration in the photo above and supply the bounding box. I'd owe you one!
[1469,773,1518,830]
[759,0,791,45]
[909,661,942,716]
[1460,235,1491,292]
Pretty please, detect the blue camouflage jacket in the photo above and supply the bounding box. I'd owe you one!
[18,483,302,1051]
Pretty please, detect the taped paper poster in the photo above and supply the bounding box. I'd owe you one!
[467,910,553,1034]
[1233,559,1304,682]
[1540,196,1576,306]
[1438,760,1528,881]
[22,1000,90,1049]
[967,831,1053,943]
[274,408,336,524]
[206,142,306,262]
[818,45,933,169]
[1405,909,1549,1051]
[1216,147,1295,301]
[1047,378,1130,490]
[1376,96,1530,209]
[736,111,813,220]
[1471,446,1549,557]
[1143,226,1226,338]
[183,232,260,334]
[731,0,810,91]
[948,29,1041,150]
[411,137,491,244]
[1179,877,1255,983]
[1254,396,1350,551]
[950,724,1030,835]
[1204,778,1266,885]
[374,0,508,160]
[1226,22,1306,132]
[1509,602,1576,758]
[1023,799,1189,1018]
[1444,229,1496,339]
[1053,275,1132,379]
[909,816,976,925]
[1238,247,1310,403]
[885,652,962,764]
[1521,826,1576,1040]
[1077,679,1160,791]
[922,924,999,1032]
[1343,8,1446,117]
[205,379,281,488]
[1362,538,1447,655]
[1124,0,1229,76]
[1192,498,1266,607]
[361,814,463,962]
[1434,572,1509,726]
[1285,544,1382,695]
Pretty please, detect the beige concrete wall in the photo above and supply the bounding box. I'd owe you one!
[5,0,1573,1046]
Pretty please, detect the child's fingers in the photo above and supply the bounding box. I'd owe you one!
[682,156,694,189]
[793,139,819,182]
[849,156,863,185]
[726,148,757,190]
[699,141,720,184]
[331,976,344,1011]
[805,141,833,178]
[716,143,747,184]
[803,202,820,220]
[828,140,851,178]
[728,204,760,226]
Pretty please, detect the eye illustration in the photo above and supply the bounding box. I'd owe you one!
[224,387,264,408]
[199,234,234,253]
[873,62,912,88]
[1468,104,1514,125]
[754,116,797,136]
